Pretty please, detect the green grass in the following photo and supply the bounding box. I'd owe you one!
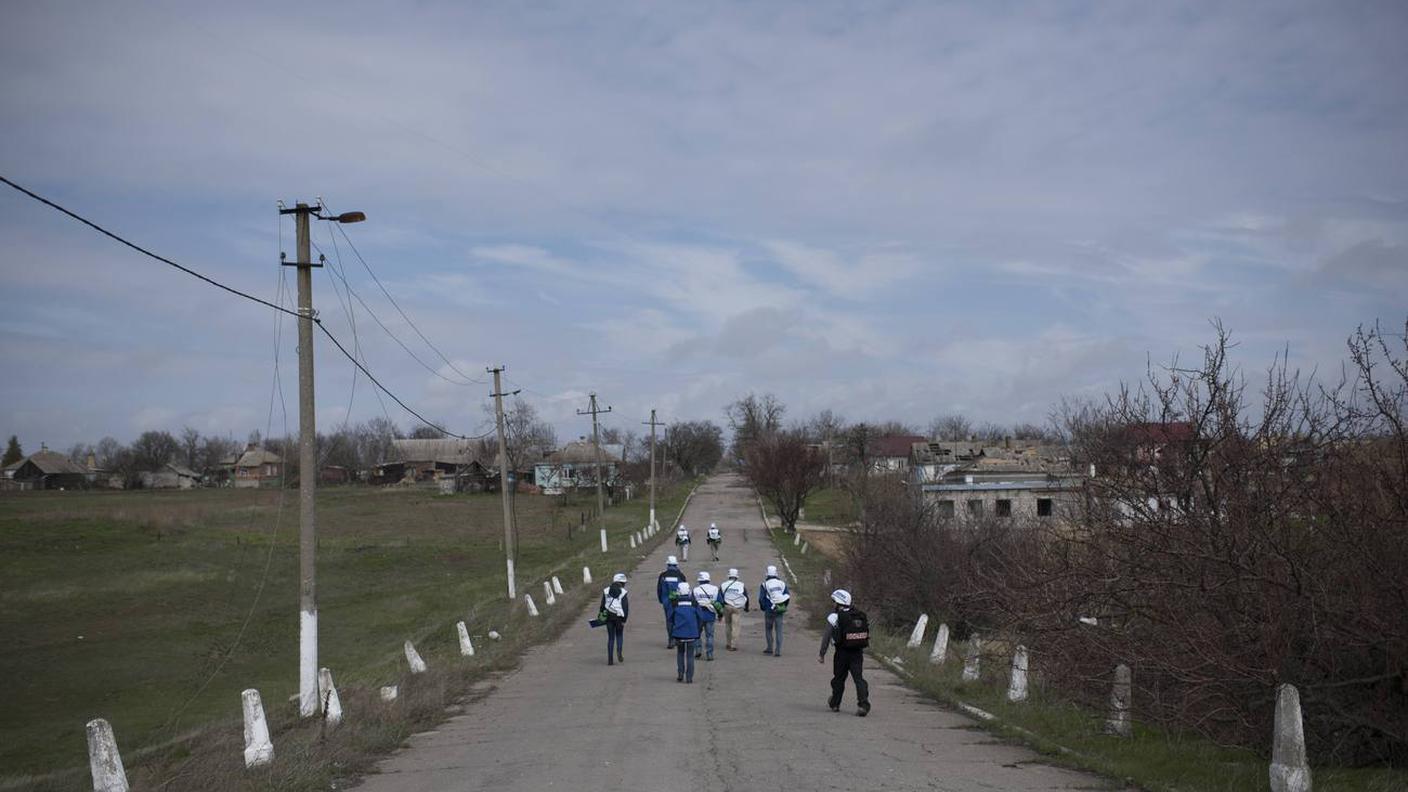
[764,507,1407,792]
[0,482,691,788]
[798,486,859,526]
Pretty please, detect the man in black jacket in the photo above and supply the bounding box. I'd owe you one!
[818,588,871,717]
[656,556,687,648]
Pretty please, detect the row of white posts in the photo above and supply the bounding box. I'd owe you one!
[906,614,1313,792]
[87,565,602,791]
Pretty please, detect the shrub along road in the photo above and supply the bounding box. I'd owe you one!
[354,474,1117,791]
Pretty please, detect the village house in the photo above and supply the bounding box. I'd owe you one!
[866,434,928,474]
[534,439,624,495]
[225,444,284,488]
[371,438,496,491]
[4,447,90,490]
[140,462,203,489]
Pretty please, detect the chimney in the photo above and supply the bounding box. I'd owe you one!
[87,451,98,471]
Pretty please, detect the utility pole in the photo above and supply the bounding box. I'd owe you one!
[642,410,664,531]
[489,366,520,600]
[578,393,612,544]
[284,202,320,719]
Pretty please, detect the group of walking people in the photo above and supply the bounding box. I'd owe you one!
[592,520,871,716]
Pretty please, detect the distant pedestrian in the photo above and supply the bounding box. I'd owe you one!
[675,523,692,561]
[656,556,687,648]
[759,565,791,657]
[706,522,722,560]
[818,589,870,716]
[599,573,630,666]
[717,568,750,651]
[692,571,721,661]
[670,581,703,682]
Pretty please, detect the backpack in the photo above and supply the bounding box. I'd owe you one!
[835,608,870,649]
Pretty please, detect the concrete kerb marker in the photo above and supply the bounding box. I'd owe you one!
[583,566,593,584]
[907,613,929,648]
[630,534,637,549]
[240,689,274,769]
[404,640,428,674]
[962,637,981,682]
[524,593,540,616]
[1270,683,1312,792]
[600,528,608,553]
[1104,663,1131,737]
[86,718,129,791]
[457,621,476,657]
[379,685,399,702]
[780,556,799,584]
[801,541,809,554]
[793,531,801,546]
[318,667,343,728]
[543,580,557,606]
[930,623,950,665]
[1007,645,1029,703]
[488,630,502,640]
[552,576,564,595]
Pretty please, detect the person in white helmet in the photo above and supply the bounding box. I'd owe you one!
[691,570,721,661]
[717,568,750,651]
[598,573,630,665]
[656,555,688,648]
[675,522,692,561]
[819,588,871,716]
[759,564,790,657]
[706,522,722,561]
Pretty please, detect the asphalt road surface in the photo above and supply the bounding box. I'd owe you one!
[354,474,1115,791]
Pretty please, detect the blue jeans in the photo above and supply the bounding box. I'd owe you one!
[695,620,715,658]
[765,611,784,654]
[606,620,624,663]
[662,604,674,646]
[676,640,696,681]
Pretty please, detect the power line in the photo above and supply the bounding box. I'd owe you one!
[0,175,489,440]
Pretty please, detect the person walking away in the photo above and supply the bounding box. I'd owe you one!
[759,565,791,657]
[717,568,750,651]
[706,522,722,561]
[670,581,703,682]
[692,571,721,661]
[675,523,692,561]
[599,573,629,665]
[656,556,687,648]
[818,589,871,716]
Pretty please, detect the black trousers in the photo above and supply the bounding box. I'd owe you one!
[830,647,869,706]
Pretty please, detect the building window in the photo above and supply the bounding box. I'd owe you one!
[967,499,984,517]
[996,499,1012,517]
[937,499,955,518]
[1037,498,1053,517]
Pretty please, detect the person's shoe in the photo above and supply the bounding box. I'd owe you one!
[773,652,782,658]
[677,674,684,682]
[857,701,871,717]
[617,654,624,663]
[828,700,841,712]
[764,648,773,655]
[695,652,702,659]
[687,678,694,684]
[668,640,675,649]
[608,659,614,666]
[706,655,714,661]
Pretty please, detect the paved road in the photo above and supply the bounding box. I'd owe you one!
[355,474,1114,791]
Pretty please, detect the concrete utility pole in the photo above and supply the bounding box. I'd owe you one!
[279,199,364,719]
[642,409,664,531]
[489,366,521,600]
[578,393,612,540]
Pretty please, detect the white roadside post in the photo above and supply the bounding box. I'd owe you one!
[488,630,502,640]
[86,718,129,792]
[543,580,556,606]
[241,689,274,768]
[930,623,950,665]
[1270,684,1312,792]
[318,668,343,728]
[907,613,929,649]
[380,685,399,702]
[962,638,982,682]
[630,534,637,549]
[583,566,593,584]
[1105,663,1132,737]
[525,593,540,616]
[793,532,801,546]
[404,640,427,674]
[552,576,564,595]
[1007,645,1029,703]
[457,621,475,657]
[801,541,809,554]
[600,528,608,553]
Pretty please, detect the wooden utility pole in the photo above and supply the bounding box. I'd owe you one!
[642,409,664,531]
[284,202,320,718]
[578,393,612,543]
[489,366,520,600]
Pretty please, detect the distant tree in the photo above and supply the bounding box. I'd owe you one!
[247,429,262,447]
[3,435,22,466]
[974,421,1008,443]
[664,420,724,476]
[130,430,180,472]
[927,414,972,441]
[95,436,124,469]
[871,420,918,437]
[66,443,94,466]
[198,435,238,474]
[805,409,847,445]
[1010,422,1055,443]
[360,417,403,465]
[409,424,446,440]
[745,429,827,533]
[724,393,785,462]
[505,398,556,470]
[180,426,201,469]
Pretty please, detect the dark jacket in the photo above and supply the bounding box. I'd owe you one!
[670,600,703,641]
[599,582,629,623]
[657,565,686,604]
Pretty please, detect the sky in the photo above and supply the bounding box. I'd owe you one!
[2,0,1405,449]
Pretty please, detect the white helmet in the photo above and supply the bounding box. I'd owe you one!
[710,522,717,528]
[666,555,678,565]
[697,570,711,582]
[612,572,627,583]
[831,589,852,606]
[728,568,739,578]
[766,565,778,577]
[676,581,691,594]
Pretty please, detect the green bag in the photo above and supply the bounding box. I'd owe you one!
[772,600,789,614]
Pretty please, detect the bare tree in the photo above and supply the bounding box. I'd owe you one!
[745,428,827,533]
[664,420,724,476]
[724,392,785,462]
[180,426,201,469]
[130,430,179,472]
[928,414,973,441]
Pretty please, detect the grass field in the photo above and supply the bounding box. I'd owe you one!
[775,524,1407,792]
[0,482,687,786]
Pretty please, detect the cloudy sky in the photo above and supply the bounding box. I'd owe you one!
[2,1,1405,448]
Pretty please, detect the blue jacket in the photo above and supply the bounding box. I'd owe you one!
[759,576,790,613]
[657,565,686,604]
[670,601,703,641]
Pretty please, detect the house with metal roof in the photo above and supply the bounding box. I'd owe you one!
[534,440,624,495]
[7,449,90,490]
